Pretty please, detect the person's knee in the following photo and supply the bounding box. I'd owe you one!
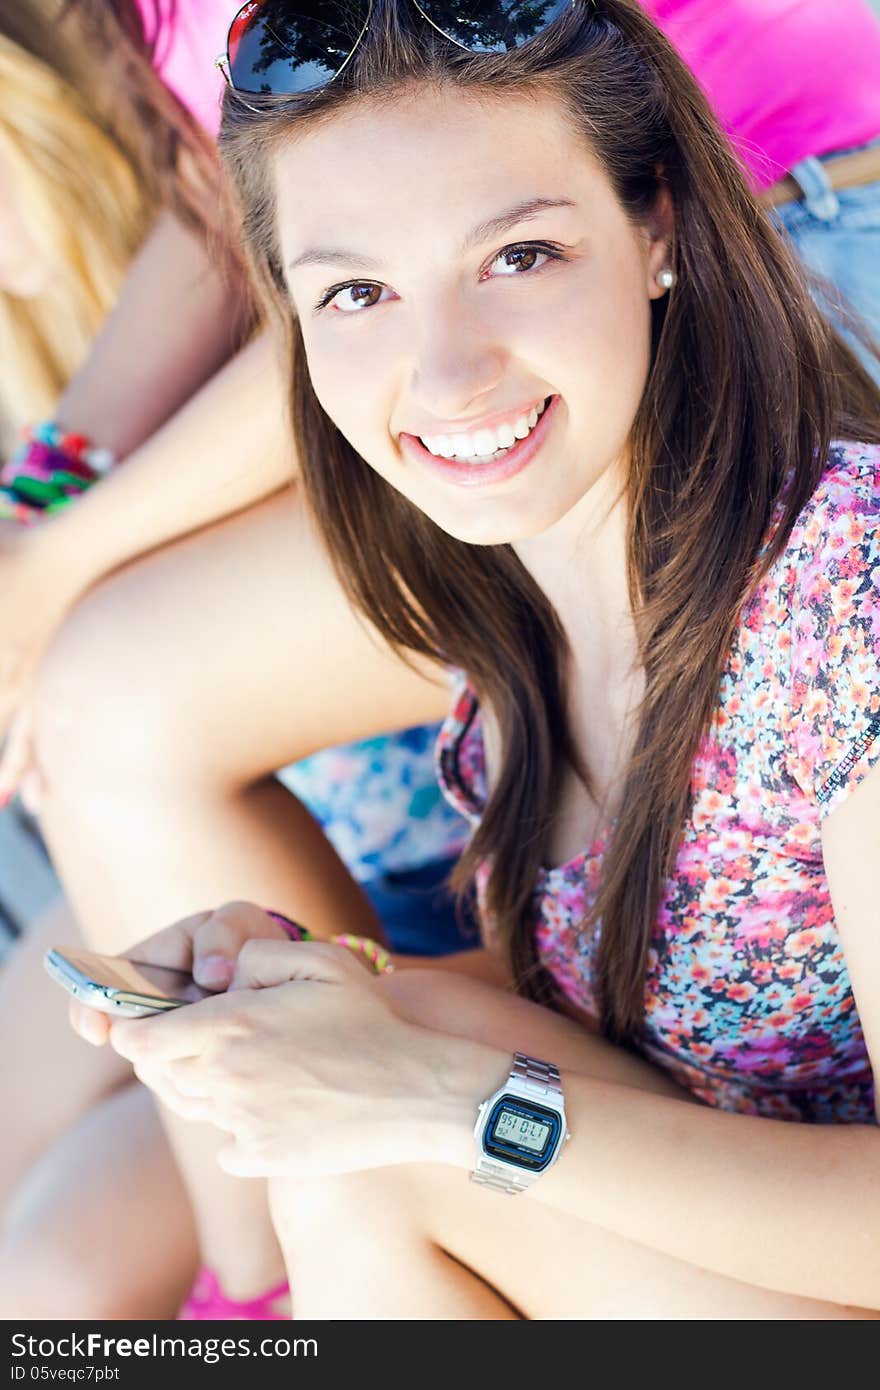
[0,1224,148,1320]
[268,1167,424,1253]
[31,569,206,800]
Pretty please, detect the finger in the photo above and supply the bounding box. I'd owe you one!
[133,1064,217,1126]
[192,901,287,991]
[231,938,362,992]
[165,1057,211,1100]
[19,763,44,816]
[69,998,112,1046]
[109,990,230,1064]
[0,703,33,807]
[216,1143,272,1178]
[121,910,215,973]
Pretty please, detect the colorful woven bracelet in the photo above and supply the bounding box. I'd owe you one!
[0,420,116,523]
[330,933,395,977]
[263,914,393,976]
[265,910,313,943]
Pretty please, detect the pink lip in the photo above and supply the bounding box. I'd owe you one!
[399,395,559,489]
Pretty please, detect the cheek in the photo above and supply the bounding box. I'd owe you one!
[302,328,396,462]
[557,260,653,432]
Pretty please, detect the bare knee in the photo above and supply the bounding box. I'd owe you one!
[32,565,218,800]
[268,1167,425,1254]
[0,1225,156,1321]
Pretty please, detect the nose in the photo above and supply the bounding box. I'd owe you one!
[409,297,507,421]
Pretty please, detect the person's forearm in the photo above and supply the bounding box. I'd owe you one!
[392,947,511,985]
[443,1060,880,1308]
[54,210,250,457]
[36,331,292,594]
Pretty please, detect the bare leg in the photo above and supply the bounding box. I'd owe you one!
[1,1082,197,1320]
[0,900,200,1318]
[0,899,131,1206]
[268,970,878,1321]
[31,488,444,946]
[29,488,447,1306]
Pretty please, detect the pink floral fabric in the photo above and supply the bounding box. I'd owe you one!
[436,441,880,1123]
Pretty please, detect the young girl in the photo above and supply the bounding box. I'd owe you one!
[72,0,880,1317]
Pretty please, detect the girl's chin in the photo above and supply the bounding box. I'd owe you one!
[414,490,576,547]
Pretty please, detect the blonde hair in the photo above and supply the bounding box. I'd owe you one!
[0,1,232,453]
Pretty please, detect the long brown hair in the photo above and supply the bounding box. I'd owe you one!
[220,0,880,1043]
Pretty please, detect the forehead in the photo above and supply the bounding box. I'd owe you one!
[274,85,613,262]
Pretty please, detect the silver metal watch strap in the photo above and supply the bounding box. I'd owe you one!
[470,1158,536,1195]
[471,1053,564,1194]
[510,1052,563,1099]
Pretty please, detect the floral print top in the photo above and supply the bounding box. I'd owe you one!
[435,442,880,1124]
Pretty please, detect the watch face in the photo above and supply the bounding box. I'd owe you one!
[482,1095,562,1172]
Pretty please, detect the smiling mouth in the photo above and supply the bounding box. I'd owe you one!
[417,397,552,465]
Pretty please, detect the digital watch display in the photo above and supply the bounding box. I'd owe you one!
[483,1096,562,1171]
[472,1053,570,1195]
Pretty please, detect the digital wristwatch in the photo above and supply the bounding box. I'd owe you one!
[472,1052,570,1194]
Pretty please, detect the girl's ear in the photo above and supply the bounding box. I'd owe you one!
[645,179,675,300]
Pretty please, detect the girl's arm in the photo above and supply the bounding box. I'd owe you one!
[53,209,251,460]
[35,328,289,596]
[430,762,880,1310]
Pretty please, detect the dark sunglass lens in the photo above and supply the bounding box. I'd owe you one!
[418,0,573,53]
[227,0,371,96]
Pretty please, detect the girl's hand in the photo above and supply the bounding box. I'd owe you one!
[101,939,500,1180]
[68,900,294,1046]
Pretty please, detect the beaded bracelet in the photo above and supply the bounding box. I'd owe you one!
[330,932,395,977]
[0,421,116,524]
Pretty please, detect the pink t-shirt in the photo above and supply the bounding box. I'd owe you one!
[641,1,880,189]
[139,0,231,136]
[142,2,880,183]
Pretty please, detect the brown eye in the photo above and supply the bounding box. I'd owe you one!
[333,283,386,313]
[350,284,381,305]
[504,247,539,271]
[487,244,555,279]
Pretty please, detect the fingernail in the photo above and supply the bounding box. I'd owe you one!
[196,954,234,987]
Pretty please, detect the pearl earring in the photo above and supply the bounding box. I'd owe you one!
[657,267,675,290]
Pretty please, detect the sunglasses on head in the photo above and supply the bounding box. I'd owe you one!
[217,0,578,99]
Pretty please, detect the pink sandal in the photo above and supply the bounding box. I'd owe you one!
[178,1267,291,1320]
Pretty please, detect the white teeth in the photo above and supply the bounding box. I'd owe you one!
[472,428,496,456]
[418,399,549,460]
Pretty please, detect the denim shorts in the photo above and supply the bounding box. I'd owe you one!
[364,855,479,956]
[770,136,880,384]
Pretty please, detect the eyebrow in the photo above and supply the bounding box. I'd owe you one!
[286,196,578,274]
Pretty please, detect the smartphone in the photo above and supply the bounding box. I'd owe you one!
[44,947,210,1018]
